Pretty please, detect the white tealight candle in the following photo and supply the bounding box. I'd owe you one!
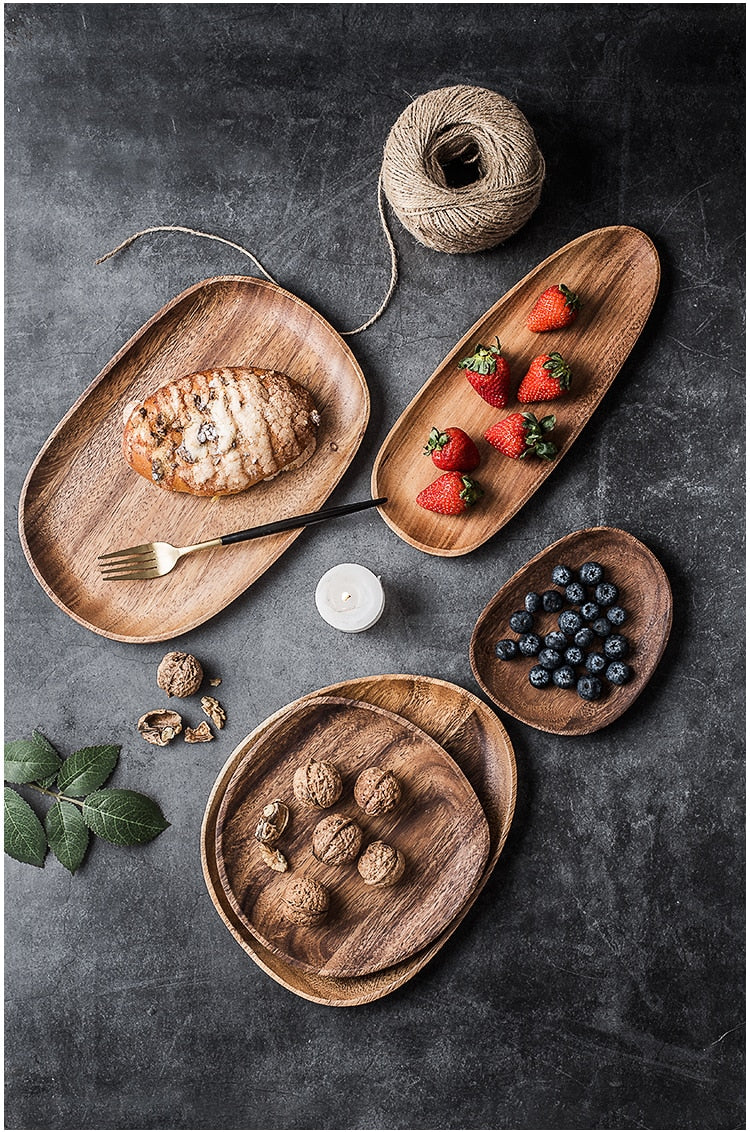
[315,563,385,633]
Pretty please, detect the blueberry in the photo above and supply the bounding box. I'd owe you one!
[564,645,584,666]
[544,630,568,650]
[518,632,542,657]
[595,582,618,607]
[592,617,612,638]
[580,601,600,622]
[585,652,607,675]
[529,664,551,688]
[538,647,563,670]
[542,589,563,613]
[606,605,627,626]
[552,665,576,689]
[495,639,519,660]
[577,674,603,701]
[524,591,542,614]
[579,561,604,585]
[605,661,632,685]
[558,610,583,635]
[604,634,629,659]
[551,564,574,586]
[509,609,534,633]
[565,582,586,606]
[574,627,595,649]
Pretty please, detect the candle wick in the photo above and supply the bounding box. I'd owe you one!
[341,591,351,603]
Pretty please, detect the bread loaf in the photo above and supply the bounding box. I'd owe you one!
[121,366,320,496]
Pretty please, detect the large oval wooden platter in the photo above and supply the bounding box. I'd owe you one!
[372,226,660,555]
[470,527,672,735]
[215,694,491,979]
[18,276,370,643]
[202,675,516,1005]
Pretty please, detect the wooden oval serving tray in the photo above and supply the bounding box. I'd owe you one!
[470,527,672,735]
[18,276,370,643]
[371,226,660,555]
[215,694,491,979]
[202,675,515,1005]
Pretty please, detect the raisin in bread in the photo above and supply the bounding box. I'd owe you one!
[121,366,320,496]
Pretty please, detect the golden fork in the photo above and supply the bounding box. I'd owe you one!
[98,497,387,581]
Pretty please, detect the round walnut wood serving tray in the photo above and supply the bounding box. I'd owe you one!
[18,276,369,643]
[470,527,672,735]
[371,226,660,556]
[214,695,490,979]
[201,675,516,1005]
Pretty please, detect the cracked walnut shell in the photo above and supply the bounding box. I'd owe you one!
[292,759,342,809]
[137,710,183,746]
[157,651,203,698]
[354,766,402,815]
[255,800,290,844]
[282,876,330,925]
[184,721,213,743]
[312,814,363,866]
[358,841,406,887]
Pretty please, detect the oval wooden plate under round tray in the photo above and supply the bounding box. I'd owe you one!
[371,226,660,556]
[18,276,370,643]
[203,675,516,1004]
[470,527,672,735]
[215,695,490,979]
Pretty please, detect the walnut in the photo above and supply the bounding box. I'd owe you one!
[184,721,213,743]
[312,814,362,866]
[354,766,402,815]
[156,651,203,698]
[282,876,330,925]
[208,676,222,687]
[201,696,226,729]
[137,709,183,746]
[358,841,406,887]
[258,843,289,872]
[255,800,290,844]
[292,760,342,809]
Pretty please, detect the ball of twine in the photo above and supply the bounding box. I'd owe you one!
[381,85,545,254]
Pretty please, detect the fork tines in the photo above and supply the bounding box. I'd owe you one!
[98,546,159,581]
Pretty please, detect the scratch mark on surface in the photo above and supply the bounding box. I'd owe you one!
[705,1023,744,1049]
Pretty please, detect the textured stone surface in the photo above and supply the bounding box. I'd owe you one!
[4,5,744,1129]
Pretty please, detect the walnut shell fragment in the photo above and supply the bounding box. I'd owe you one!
[282,876,330,925]
[354,766,402,815]
[137,710,183,746]
[255,800,290,844]
[184,721,213,743]
[312,814,363,865]
[157,651,203,697]
[358,841,406,887]
[292,759,342,809]
[200,696,226,729]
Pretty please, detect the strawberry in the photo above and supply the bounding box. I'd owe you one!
[416,472,483,515]
[484,412,557,460]
[527,284,581,332]
[517,352,572,403]
[458,338,511,409]
[423,426,480,472]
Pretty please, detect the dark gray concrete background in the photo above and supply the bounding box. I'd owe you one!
[4,4,745,1129]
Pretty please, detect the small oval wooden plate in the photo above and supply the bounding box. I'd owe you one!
[202,674,516,1006]
[470,527,672,735]
[18,276,370,643]
[215,695,490,979]
[371,226,660,556]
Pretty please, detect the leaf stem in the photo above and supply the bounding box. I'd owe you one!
[27,782,84,808]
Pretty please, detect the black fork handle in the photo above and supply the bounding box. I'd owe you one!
[219,497,387,545]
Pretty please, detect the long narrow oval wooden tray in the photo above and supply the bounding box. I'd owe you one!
[215,695,490,978]
[201,675,516,1005]
[18,276,370,643]
[470,527,672,735]
[371,226,660,556]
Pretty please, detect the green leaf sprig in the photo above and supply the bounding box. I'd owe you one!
[4,730,169,873]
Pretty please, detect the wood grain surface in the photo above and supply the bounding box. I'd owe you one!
[202,675,515,1004]
[470,527,673,735]
[215,695,490,978]
[371,226,660,555]
[18,276,370,642]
